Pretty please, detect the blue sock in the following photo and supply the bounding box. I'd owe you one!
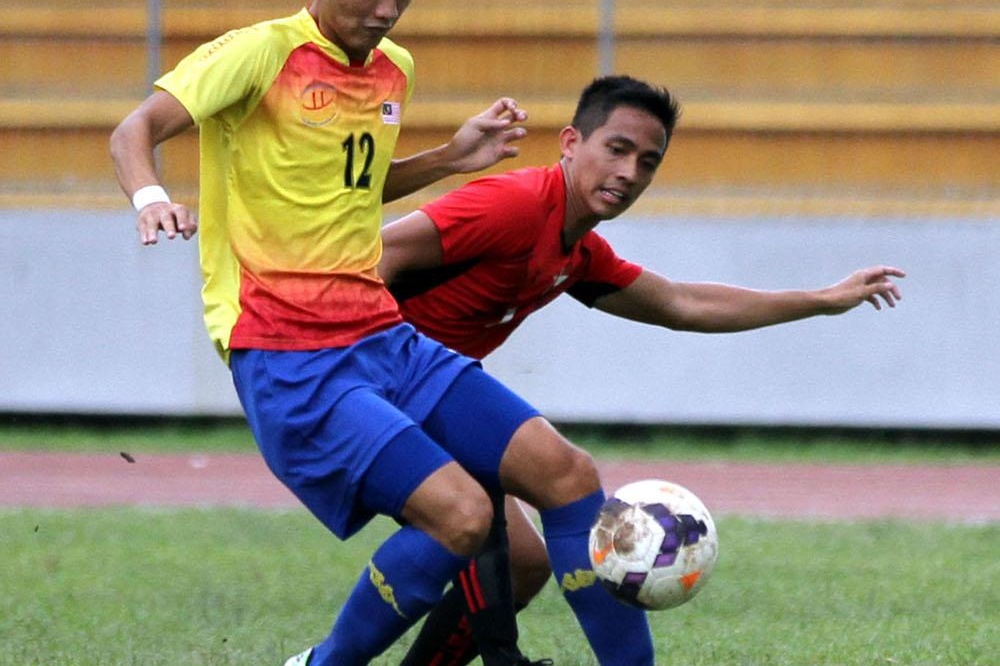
[540,489,655,666]
[310,526,468,666]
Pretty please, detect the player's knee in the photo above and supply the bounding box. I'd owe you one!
[403,463,495,556]
[435,489,493,556]
[502,419,602,508]
[545,443,601,504]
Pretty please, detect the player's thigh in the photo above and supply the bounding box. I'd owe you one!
[422,365,539,491]
[233,348,468,540]
[359,416,493,556]
[340,399,495,557]
[499,416,601,511]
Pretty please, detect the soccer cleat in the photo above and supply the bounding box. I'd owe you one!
[494,647,553,666]
[283,647,313,666]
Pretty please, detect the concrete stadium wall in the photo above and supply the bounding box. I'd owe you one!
[2,208,997,429]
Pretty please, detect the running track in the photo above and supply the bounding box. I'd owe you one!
[2,452,997,523]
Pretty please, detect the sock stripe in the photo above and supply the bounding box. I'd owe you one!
[458,570,478,613]
[467,560,488,612]
[458,562,487,614]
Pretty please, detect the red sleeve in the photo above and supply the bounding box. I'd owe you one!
[419,173,543,263]
[568,233,644,307]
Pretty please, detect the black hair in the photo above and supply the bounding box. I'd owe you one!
[571,75,680,144]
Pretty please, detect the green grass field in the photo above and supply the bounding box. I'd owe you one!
[2,509,996,666]
[1,419,998,665]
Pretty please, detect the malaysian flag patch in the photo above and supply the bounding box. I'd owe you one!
[381,101,401,125]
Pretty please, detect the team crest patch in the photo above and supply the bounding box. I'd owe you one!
[381,101,401,125]
[300,81,338,127]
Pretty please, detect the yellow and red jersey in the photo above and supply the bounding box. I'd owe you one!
[157,9,409,359]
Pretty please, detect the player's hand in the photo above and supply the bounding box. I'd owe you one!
[823,265,905,313]
[443,97,528,174]
[136,201,198,245]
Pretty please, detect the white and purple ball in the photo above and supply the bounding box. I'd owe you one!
[589,479,719,610]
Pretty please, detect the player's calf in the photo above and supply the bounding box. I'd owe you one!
[506,496,551,603]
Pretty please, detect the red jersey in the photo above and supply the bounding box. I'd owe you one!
[392,164,643,359]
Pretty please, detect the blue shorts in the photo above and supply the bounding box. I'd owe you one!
[230,324,538,539]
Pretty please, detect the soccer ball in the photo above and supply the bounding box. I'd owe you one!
[589,479,718,610]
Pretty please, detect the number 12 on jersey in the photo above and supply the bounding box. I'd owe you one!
[342,132,375,189]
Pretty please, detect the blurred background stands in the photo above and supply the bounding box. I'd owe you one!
[2,1,999,425]
[0,0,997,217]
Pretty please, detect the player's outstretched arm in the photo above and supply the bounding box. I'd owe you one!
[110,91,197,246]
[383,98,528,203]
[593,265,905,333]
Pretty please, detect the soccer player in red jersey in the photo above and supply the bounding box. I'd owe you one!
[381,75,905,666]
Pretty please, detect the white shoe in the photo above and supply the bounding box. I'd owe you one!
[283,647,313,666]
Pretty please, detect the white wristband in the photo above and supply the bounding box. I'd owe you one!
[132,185,171,211]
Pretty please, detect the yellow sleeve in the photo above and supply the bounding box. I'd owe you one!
[156,22,294,126]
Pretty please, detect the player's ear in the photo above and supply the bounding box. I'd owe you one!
[559,125,581,159]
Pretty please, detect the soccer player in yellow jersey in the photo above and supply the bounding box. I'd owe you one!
[110,2,658,665]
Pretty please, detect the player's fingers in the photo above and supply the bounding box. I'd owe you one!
[497,97,521,117]
[472,117,512,133]
[159,212,179,239]
[868,282,900,309]
[137,201,177,242]
[137,215,160,245]
[503,127,528,143]
[478,110,524,131]
[503,103,527,124]
[139,228,158,246]
[860,265,904,282]
[482,97,517,120]
[484,98,527,127]
[174,207,198,240]
[872,275,901,304]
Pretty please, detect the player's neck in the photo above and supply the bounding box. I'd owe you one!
[561,212,599,248]
[560,160,601,246]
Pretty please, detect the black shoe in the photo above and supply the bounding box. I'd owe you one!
[484,646,553,666]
